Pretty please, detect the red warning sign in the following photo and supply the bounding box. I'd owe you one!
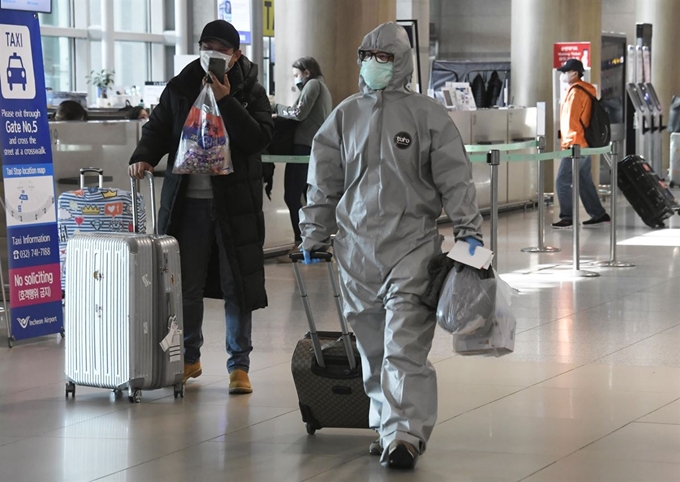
[554,42,591,69]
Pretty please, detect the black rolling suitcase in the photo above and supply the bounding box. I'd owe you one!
[290,252,370,435]
[618,155,677,229]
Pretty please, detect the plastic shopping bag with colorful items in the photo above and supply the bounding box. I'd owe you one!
[173,84,233,175]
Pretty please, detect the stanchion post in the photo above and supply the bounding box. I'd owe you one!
[522,136,560,253]
[597,141,635,268]
[568,145,599,278]
[488,150,500,270]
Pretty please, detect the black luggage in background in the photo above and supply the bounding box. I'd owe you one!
[290,252,370,435]
[618,155,677,228]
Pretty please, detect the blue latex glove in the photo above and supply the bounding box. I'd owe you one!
[463,237,483,255]
[302,249,322,265]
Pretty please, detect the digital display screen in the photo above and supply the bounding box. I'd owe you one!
[0,0,52,14]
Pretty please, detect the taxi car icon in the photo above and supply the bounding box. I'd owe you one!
[7,53,27,91]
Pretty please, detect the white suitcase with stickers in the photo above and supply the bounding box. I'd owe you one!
[64,173,184,402]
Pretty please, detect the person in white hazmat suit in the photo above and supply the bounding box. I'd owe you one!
[299,22,483,469]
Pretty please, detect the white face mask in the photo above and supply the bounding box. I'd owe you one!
[560,71,578,84]
[200,50,233,74]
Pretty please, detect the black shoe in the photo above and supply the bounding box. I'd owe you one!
[551,219,573,229]
[369,439,383,456]
[386,441,418,469]
[583,213,611,227]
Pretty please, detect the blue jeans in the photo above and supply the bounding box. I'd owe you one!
[174,198,253,373]
[556,156,606,221]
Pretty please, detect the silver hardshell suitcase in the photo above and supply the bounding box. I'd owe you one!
[64,172,184,403]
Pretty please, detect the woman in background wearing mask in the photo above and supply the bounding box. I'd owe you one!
[128,20,273,395]
[272,57,332,261]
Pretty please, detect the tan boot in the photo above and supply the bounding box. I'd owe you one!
[182,360,202,384]
[229,369,253,394]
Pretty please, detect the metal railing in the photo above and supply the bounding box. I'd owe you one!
[263,137,635,275]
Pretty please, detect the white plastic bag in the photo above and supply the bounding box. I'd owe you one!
[436,266,516,357]
[436,266,497,335]
[453,276,516,357]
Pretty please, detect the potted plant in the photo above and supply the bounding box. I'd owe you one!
[86,69,115,105]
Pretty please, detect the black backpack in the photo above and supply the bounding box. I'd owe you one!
[573,84,611,148]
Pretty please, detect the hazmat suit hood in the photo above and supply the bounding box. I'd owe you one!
[358,22,413,93]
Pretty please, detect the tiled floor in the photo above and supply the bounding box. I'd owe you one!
[2,199,680,481]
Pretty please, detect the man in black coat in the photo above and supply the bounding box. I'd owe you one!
[129,20,273,394]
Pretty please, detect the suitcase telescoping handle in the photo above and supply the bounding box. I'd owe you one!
[130,171,158,236]
[79,168,104,189]
[290,251,357,371]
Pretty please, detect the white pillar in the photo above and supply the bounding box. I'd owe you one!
[175,0,189,56]
[101,0,115,72]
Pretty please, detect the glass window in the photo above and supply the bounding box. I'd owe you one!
[115,41,149,90]
[39,0,72,28]
[42,36,72,91]
[150,43,165,81]
[114,0,150,33]
[164,0,175,31]
[89,0,101,25]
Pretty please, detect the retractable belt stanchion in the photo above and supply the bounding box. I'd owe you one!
[487,150,500,270]
[597,140,635,268]
[568,145,599,278]
[522,136,560,253]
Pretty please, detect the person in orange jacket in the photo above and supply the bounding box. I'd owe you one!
[552,59,610,229]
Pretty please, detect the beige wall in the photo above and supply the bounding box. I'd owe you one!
[433,0,512,60]
[432,0,638,62]
[602,0,635,40]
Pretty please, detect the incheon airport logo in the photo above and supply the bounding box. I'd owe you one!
[17,315,30,329]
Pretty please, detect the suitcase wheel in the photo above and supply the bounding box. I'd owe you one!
[65,382,76,399]
[128,388,142,404]
[306,423,316,435]
[174,383,185,399]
